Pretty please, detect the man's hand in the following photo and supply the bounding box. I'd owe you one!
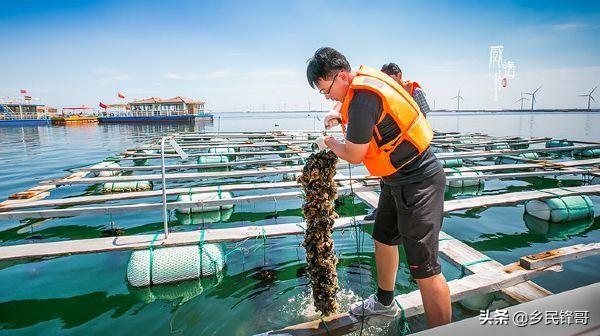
[324,110,341,130]
[315,136,331,151]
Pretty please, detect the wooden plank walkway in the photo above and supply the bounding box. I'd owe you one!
[257,243,600,335]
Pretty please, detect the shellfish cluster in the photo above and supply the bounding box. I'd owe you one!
[297,150,340,316]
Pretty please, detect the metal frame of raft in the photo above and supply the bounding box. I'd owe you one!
[0,130,599,335]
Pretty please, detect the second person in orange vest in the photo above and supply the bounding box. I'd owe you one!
[307,47,451,328]
[381,62,431,118]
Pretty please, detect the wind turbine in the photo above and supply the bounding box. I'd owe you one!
[524,86,541,110]
[451,89,464,111]
[515,92,529,110]
[578,86,597,110]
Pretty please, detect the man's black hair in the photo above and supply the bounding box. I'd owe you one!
[306,47,351,89]
[381,63,402,76]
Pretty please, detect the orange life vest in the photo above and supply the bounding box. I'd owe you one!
[340,65,433,177]
[402,80,422,96]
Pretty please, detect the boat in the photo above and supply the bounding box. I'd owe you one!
[0,98,52,126]
[97,96,213,123]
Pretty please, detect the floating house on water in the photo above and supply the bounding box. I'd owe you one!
[0,97,54,126]
[98,96,212,123]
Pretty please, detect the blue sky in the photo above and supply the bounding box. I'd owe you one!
[1,0,599,111]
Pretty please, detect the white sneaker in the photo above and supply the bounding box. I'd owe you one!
[349,294,400,318]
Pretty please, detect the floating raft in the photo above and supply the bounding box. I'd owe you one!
[0,130,598,334]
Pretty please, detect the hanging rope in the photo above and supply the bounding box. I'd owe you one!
[319,317,332,336]
[394,298,411,336]
[459,257,493,279]
[198,230,205,277]
[148,232,160,287]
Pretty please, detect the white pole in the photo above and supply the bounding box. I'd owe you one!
[160,136,169,237]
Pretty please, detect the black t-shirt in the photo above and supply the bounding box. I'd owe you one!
[346,90,442,185]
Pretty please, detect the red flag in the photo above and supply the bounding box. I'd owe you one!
[20,89,27,94]
[99,102,108,109]
[117,92,125,99]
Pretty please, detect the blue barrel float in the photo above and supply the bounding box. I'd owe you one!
[545,139,574,148]
[495,152,539,166]
[545,139,574,156]
[441,159,463,168]
[509,143,529,150]
[485,142,510,150]
[524,194,594,223]
[573,148,600,158]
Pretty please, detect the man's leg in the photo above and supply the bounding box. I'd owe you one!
[374,240,399,292]
[395,169,451,327]
[416,273,451,327]
[350,183,402,317]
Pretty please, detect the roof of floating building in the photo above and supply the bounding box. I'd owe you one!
[131,96,205,104]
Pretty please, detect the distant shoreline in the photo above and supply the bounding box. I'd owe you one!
[212,109,600,114]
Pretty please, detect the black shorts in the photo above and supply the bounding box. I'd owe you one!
[372,169,446,279]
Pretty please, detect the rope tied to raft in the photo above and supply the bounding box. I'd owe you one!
[197,229,220,276]
[394,298,411,336]
[438,236,454,242]
[459,257,493,279]
[188,187,194,213]
[148,232,160,286]
[199,230,205,276]
[319,317,331,336]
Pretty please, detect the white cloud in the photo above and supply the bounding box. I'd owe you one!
[206,70,233,79]
[93,67,130,84]
[551,23,587,31]
[165,72,200,80]
[165,70,232,80]
[166,69,295,80]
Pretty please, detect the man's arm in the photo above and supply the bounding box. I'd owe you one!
[324,137,369,164]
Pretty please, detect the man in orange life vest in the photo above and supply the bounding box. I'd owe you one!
[307,47,451,327]
[381,62,431,118]
[363,63,432,222]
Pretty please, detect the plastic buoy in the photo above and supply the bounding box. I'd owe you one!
[573,148,600,158]
[545,140,573,148]
[102,181,153,193]
[447,170,484,188]
[91,162,122,177]
[485,143,509,151]
[176,191,234,213]
[126,243,226,287]
[495,152,539,166]
[524,195,594,223]
[440,159,463,168]
[175,208,234,225]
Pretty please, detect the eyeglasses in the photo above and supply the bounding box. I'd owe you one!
[319,72,339,95]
